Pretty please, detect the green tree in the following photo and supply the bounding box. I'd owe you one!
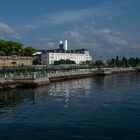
[122,56,128,67]
[81,60,92,65]
[54,59,76,65]
[94,60,104,68]
[0,39,36,56]
[129,57,136,67]
[22,46,37,56]
[0,50,5,56]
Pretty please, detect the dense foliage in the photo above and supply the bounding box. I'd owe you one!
[94,60,104,67]
[0,39,37,56]
[81,60,92,65]
[107,56,140,67]
[54,59,76,65]
[82,56,140,68]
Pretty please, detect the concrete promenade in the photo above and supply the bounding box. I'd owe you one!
[0,67,139,90]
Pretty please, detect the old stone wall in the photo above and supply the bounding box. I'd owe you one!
[0,56,32,67]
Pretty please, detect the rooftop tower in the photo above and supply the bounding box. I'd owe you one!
[64,40,68,50]
[59,40,64,50]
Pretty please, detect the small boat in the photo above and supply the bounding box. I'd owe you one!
[94,68,111,75]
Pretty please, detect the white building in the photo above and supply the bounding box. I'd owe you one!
[42,40,92,65]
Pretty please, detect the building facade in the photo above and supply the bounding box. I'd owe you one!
[42,49,92,65]
[39,40,92,65]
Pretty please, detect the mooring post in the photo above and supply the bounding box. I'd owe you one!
[32,72,36,79]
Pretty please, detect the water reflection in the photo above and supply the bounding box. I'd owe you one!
[0,73,140,139]
[0,78,93,117]
[34,78,93,108]
[0,73,139,118]
[93,73,140,93]
[0,89,35,109]
[0,89,35,123]
[0,73,139,111]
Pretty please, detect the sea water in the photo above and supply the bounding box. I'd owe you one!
[0,72,140,140]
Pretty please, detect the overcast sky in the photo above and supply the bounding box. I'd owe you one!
[0,0,140,59]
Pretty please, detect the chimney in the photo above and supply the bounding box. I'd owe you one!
[64,40,68,50]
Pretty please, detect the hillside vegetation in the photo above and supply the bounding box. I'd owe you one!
[0,39,37,56]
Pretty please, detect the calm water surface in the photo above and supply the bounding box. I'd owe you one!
[0,73,140,140]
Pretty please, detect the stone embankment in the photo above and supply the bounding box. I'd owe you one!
[47,71,94,82]
[0,67,139,90]
[110,67,136,73]
[0,73,50,89]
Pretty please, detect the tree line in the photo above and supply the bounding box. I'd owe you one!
[54,59,76,65]
[54,56,140,67]
[80,56,140,68]
[0,39,37,56]
[107,56,140,67]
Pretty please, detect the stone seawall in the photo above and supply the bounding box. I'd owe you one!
[0,71,93,90]
[0,73,50,89]
[0,78,18,89]
[48,71,94,82]
[110,67,136,74]
[14,77,51,88]
[0,67,139,90]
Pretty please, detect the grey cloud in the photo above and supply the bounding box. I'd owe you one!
[0,22,21,39]
[38,25,128,49]
[23,3,123,30]
[37,24,130,59]
[46,9,94,25]
[24,8,94,29]
[104,35,128,45]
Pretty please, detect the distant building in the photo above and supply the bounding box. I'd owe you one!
[34,40,92,65]
[32,52,42,65]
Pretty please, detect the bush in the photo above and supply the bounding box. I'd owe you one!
[54,59,76,65]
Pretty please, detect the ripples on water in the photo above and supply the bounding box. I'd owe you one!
[0,73,140,140]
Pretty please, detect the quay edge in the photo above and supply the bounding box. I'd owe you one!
[0,67,139,90]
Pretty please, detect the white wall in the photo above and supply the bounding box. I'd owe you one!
[42,51,92,65]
